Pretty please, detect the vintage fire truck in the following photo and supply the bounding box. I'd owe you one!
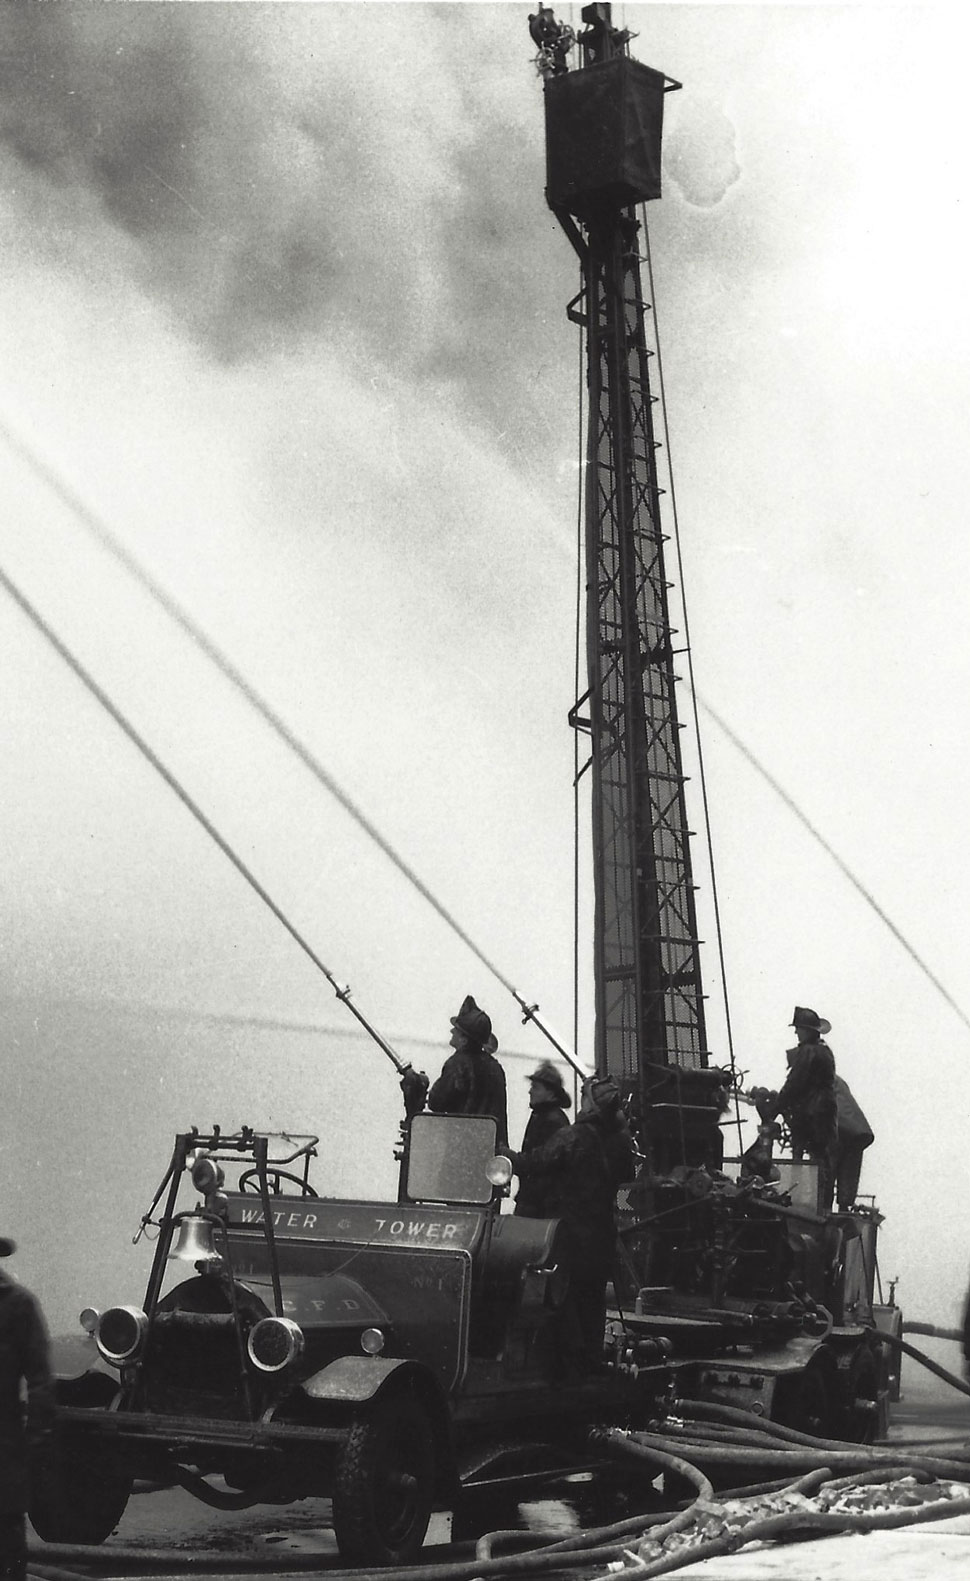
[39,4,899,1565]
[38,1119,676,1566]
[38,1117,893,1566]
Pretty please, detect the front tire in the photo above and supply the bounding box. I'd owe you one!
[29,1446,132,1544]
[332,1393,435,1566]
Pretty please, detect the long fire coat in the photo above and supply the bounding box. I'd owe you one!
[0,1272,53,1512]
[513,1102,570,1217]
[510,1110,635,1276]
[428,1047,508,1150]
[777,1040,838,1160]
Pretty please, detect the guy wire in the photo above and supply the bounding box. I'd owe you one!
[0,559,409,1073]
[0,420,516,999]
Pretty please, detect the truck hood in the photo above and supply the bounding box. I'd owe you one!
[240,1272,389,1329]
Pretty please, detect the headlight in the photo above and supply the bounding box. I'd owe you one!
[97,1305,148,1364]
[78,1307,100,1335]
[247,1316,305,1373]
[486,1155,513,1187]
[190,1152,224,1196]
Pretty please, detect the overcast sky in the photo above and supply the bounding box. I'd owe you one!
[1,2,968,1343]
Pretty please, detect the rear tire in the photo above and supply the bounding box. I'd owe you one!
[841,1345,882,1443]
[772,1353,835,1440]
[332,1393,435,1566]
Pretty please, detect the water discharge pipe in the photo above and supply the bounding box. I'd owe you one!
[511,991,592,1078]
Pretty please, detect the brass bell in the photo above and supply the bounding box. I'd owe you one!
[168,1213,222,1264]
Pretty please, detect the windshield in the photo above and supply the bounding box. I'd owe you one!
[405,1114,498,1205]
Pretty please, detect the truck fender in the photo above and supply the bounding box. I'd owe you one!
[300,1356,457,1503]
[302,1355,432,1404]
[50,1334,119,1398]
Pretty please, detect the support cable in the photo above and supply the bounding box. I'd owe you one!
[640,214,744,1152]
[11,397,963,1066]
[572,260,587,1103]
[0,560,412,1077]
[639,218,970,1043]
[0,419,589,1077]
[701,697,970,1034]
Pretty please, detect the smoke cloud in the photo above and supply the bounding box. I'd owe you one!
[0,3,568,445]
[664,96,741,210]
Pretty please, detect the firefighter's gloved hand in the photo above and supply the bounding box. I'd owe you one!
[400,1067,429,1117]
[749,1086,778,1123]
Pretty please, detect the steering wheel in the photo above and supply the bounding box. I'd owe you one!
[237,1168,318,1198]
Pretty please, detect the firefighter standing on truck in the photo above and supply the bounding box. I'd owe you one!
[508,1074,633,1375]
[514,1060,572,1218]
[400,994,508,1149]
[751,1006,838,1207]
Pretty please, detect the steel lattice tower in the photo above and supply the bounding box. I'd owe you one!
[583,206,707,1084]
[535,2,722,1163]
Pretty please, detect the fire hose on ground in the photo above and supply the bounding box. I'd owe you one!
[24,1328,970,1581]
[24,1454,970,1581]
[888,1325,970,1398]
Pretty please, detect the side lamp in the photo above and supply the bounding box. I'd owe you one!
[486,1155,513,1191]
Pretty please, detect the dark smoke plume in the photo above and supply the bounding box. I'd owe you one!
[0,3,568,444]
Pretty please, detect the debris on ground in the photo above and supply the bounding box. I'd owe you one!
[590,1475,970,1578]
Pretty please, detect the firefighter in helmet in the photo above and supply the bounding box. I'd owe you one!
[400,995,508,1150]
[507,1074,634,1374]
[751,1006,838,1207]
[513,1060,572,1218]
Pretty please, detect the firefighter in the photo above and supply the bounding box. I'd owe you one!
[0,1238,53,1581]
[833,1073,875,1212]
[508,1075,634,1374]
[751,1006,838,1209]
[513,1060,572,1218]
[400,995,508,1149]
